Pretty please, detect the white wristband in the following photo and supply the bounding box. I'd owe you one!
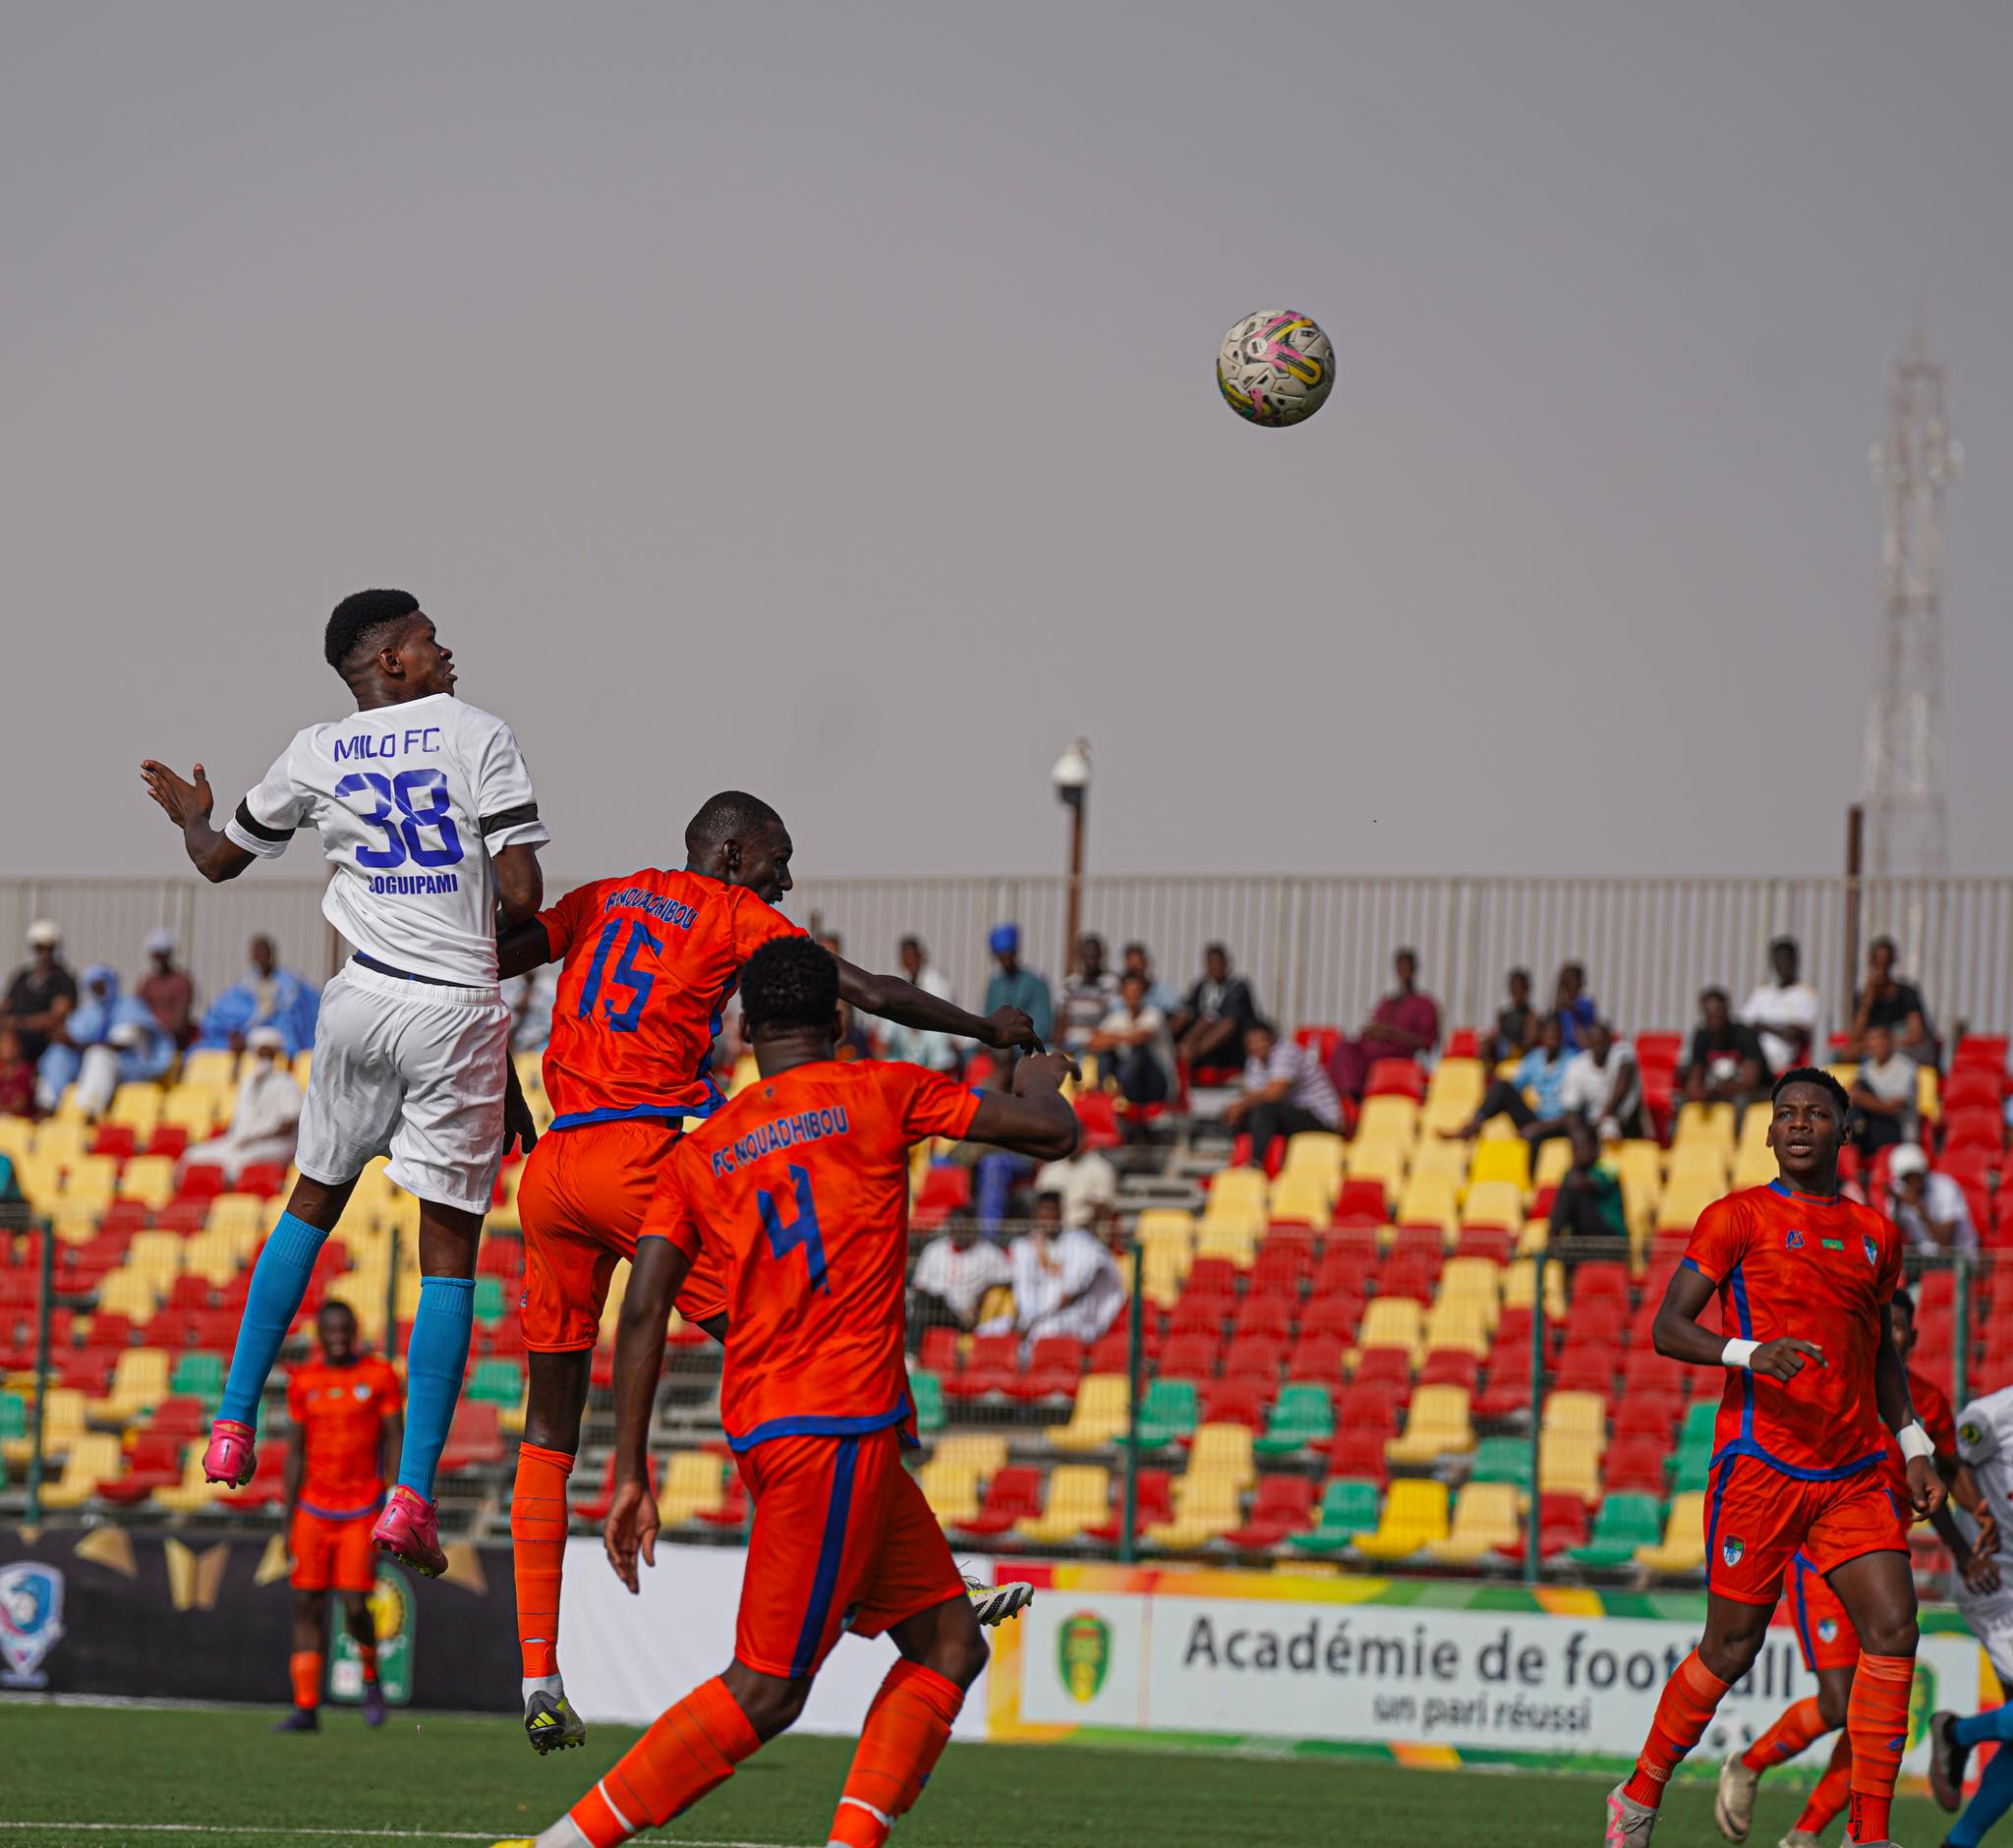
[1898,1421,1935,1463]
[1721,1338,1758,1369]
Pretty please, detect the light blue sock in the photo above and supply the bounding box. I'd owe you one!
[396,1275,475,1499]
[1949,1736,2013,1848]
[217,1212,328,1426]
[1955,1704,2013,1751]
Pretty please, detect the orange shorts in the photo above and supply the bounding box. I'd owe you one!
[733,1426,965,1681]
[1784,1553,1862,1673]
[518,1119,725,1350]
[291,1506,376,1593]
[1705,1455,1908,1606]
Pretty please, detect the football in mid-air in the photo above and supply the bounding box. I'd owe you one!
[1216,309,1334,428]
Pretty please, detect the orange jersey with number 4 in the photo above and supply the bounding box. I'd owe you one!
[536,868,803,1127]
[640,1060,982,1450]
[1684,1181,1904,1478]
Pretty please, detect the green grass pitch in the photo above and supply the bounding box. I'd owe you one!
[0,1703,1957,1846]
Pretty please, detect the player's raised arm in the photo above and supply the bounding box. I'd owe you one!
[963,1049,1081,1162]
[603,1232,695,1593]
[834,955,1044,1054]
[139,759,255,883]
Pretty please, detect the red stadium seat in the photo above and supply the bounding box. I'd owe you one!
[1252,1239,1313,1296]
[944,1334,1017,1402]
[1377,1252,1440,1303]
[144,1124,191,1160]
[1232,1296,1294,1343]
[1200,1377,1272,1430]
[1006,1338,1086,1403]
[1294,1025,1343,1069]
[1168,1294,1231,1339]
[237,1162,290,1199]
[1336,1379,1407,1432]
[956,1466,1046,1538]
[1221,1336,1287,1385]
[1351,1347,1412,1390]
[1473,1365,1534,1421]
[1225,1473,1318,1549]
[1365,1060,1424,1100]
[1417,1350,1480,1393]
[1184,1257,1240,1300]
[913,1164,972,1230]
[1454,1227,1513,1265]
[1071,1091,1122,1151]
[1287,1333,1349,1382]
[1445,1028,1480,1060]
[571,1450,657,1523]
[1942,1109,2005,1157]
[1332,1181,1390,1228]
[1611,1394,1679,1445]
[97,1430,188,1504]
[1084,1470,1173,1545]
[90,1125,138,1159]
[918,1327,961,1378]
[1158,1332,1221,1382]
[695,1474,750,1530]
[1325,1427,1391,1485]
[1954,1035,2010,1071]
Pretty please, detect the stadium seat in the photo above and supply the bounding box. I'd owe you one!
[439,1400,504,1473]
[1223,1473,1318,1550]
[1049,1374,1128,1452]
[1199,1377,1271,1432]
[1467,1140,1531,1195]
[1569,1492,1666,1570]
[466,1357,525,1406]
[1129,1378,1200,1449]
[1427,1482,1522,1564]
[1352,1478,1450,1561]
[1386,1384,1472,1465]
[570,1450,655,1524]
[950,1465,1044,1538]
[1016,1464,1111,1547]
[917,1458,982,1529]
[1265,1173,1332,1230]
[1355,1296,1422,1360]
[1083,1470,1174,1547]
[945,1333,1018,1402]
[42,1432,123,1509]
[657,1451,725,1527]
[1287,1476,1382,1554]
[910,1371,947,1434]
[1469,1434,1534,1489]
[1254,1382,1334,1457]
[1356,1096,1419,1144]
[1008,1337,1087,1404]
[1637,1491,1706,1575]
[1280,1129,1347,1190]
[1144,1469,1243,1550]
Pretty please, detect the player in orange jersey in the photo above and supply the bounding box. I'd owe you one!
[1714,1284,1998,1845]
[493,791,1041,1755]
[1605,1068,1946,1848]
[274,1300,401,1733]
[489,939,1077,1848]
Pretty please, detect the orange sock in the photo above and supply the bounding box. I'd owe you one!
[564,1676,760,1848]
[1846,1651,1913,1843]
[825,1661,966,1847]
[289,1649,322,1712]
[1742,1696,1828,1771]
[1796,1730,1854,1833]
[512,1442,574,1680]
[357,1641,379,1686]
[1623,1649,1732,1809]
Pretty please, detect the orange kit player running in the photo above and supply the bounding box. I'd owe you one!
[1605,1067,1946,1848]
[273,1299,401,1735]
[493,791,1040,1754]
[489,939,1079,1848]
[1714,1285,1995,1847]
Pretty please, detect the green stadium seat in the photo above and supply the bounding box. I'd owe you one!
[1254,1382,1334,1458]
[0,1392,25,1443]
[472,1277,507,1325]
[1469,1434,1534,1489]
[1287,1477,1381,1554]
[910,1369,946,1434]
[1124,1378,1199,1449]
[1670,1446,1711,1494]
[467,1358,525,1406]
[1678,1401,1717,1449]
[169,1353,225,1404]
[1568,1493,1666,1570]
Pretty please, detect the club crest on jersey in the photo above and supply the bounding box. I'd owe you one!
[354,1383,371,1402]
[1721,1536,1745,1568]
[1818,1618,1838,1643]
[1784,1228,1806,1251]
[1863,1234,1879,1266]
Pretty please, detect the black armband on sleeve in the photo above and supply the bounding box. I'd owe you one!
[481,801,541,837]
[233,799,294,844]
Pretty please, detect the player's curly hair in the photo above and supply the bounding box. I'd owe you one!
[1770,1064,1852,1121]
[739,936,839,1037]
[325,588,420,673]
[685,790,782,854]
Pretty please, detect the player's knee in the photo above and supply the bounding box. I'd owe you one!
[1815,1680,1850,1731]
[722,1665,809,1741]
[1697,1625,1766,1684]
[1860,1612,1919,1659]
[930,1620,989,1692]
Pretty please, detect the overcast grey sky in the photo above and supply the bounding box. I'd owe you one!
[6,2,2009,883]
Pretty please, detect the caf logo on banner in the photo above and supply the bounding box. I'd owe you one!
[1058,1611,1111,1704]
[0,1563,65,1689]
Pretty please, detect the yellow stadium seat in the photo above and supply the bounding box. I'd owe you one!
[107,1084,164,1135]
[32,1120,87,1166]
[1637,1492,1706,1574]
[1542,1390,1608,1447]
[657,1450,726,1526]
[1145,1472,1243,1549]
[1355,1297,1422,1359]
[129,1229,186,1276]
[1425,1058,1485,1111]
[1731,1143,1778,1191]
[1532,1137,1574,1190]
[115,1154,177,1209]
[1673,1101,1736,1157]
[1408,1136,1469,1186]
[1427,1482,1522,1564]
[1139,1245,1187,1310]
[931,1432,1008,1476]
[1352,1479,1448,1561]
[60,1153,120,1204]
[1049,1375,1128,1452]
[1462,1179,1525,1230]
[1502,1258,1567,1320]
[1436,1255,1501,1315]
[3,1387,86,1467]
[1016,1464,1110,1545]
[1917,1063,1940,1124]
[1205,1168,1268,1219]
[1356,1095,1419,1144]
[1194,1217,1261,1268]
[918,1460,980,1527]
[1393,1173,1458,1236]
[183,1232,246,1287]
[1516,1216,1552,1257]
[41,1432,123,1509]
[1538,1433,1603,1502]
[1188,1421,1255,1489]
[94,1269,163,1321]
[1266,1173,1333,1229]
[1422,1301,1492,1360]
[92,1348,170,1422]
[1135,1207,1196,1252]
[1656,1177,1723,1235]
[182,1049,238,1088]
[1280,1130,1347,1188]
[1388,1385,1473,1465]
[1344,1138,1408,1198]
[1467,1138,1531,1193]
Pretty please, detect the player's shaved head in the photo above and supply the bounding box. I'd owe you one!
[740,937,839,1039]
[324,588,420,674]
[685,789,783,854]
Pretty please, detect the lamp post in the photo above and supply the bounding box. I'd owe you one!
[1052,739,1090,973]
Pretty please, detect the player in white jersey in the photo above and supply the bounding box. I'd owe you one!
[1928,1383,2013,1844]
[141,589,547,1577]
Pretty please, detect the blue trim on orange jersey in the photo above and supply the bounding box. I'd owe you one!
[1705,1455,1735,1576]
[549,1098,720,1130]
[789,1436,861,1679]
[1707,1438,1887,1482]
[298,1495,385,1522]
[1789,1555,1817,1671]
[1769,1179,1843,1205]
[1729,1263,1755,1441]
[724,1397,914,1455]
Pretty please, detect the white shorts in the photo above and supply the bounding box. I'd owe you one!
[1956,1579,2013,1684]
[295,961,511,1215]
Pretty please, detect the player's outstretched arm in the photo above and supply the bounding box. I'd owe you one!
[491,842,544,926]
[604,1234,695,1593]
[495,918,553,980]
[964,1050,1081,1162]
[1875,1303,1947,1518]
[835,956,1043,1054]
[1650,1265,1827,1382]
[139,760,255,883]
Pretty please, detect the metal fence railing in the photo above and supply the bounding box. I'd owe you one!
[8,869,2013,1042]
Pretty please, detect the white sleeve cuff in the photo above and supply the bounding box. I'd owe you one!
[222,817,290,859]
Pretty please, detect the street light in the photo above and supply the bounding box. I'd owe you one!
[1052,739,1090,971]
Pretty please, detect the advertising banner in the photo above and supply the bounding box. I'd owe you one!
[989,1563,1992,1777]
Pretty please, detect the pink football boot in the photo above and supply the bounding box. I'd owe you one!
[201,1418,257,1488]
[372,1483,448,1578]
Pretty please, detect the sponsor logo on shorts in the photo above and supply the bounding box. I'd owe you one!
[1785,1228,1806,1251]
[1864,1234,1880,1266]
[1722,1536,1746,1568]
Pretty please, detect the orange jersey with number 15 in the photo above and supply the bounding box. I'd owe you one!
[639,1060,982,1450]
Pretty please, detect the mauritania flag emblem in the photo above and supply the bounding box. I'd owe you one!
[1058,1610,1112,1704]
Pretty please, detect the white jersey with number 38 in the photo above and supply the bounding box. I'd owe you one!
[1955,1384,2013,1571]
[222,692,548,985]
